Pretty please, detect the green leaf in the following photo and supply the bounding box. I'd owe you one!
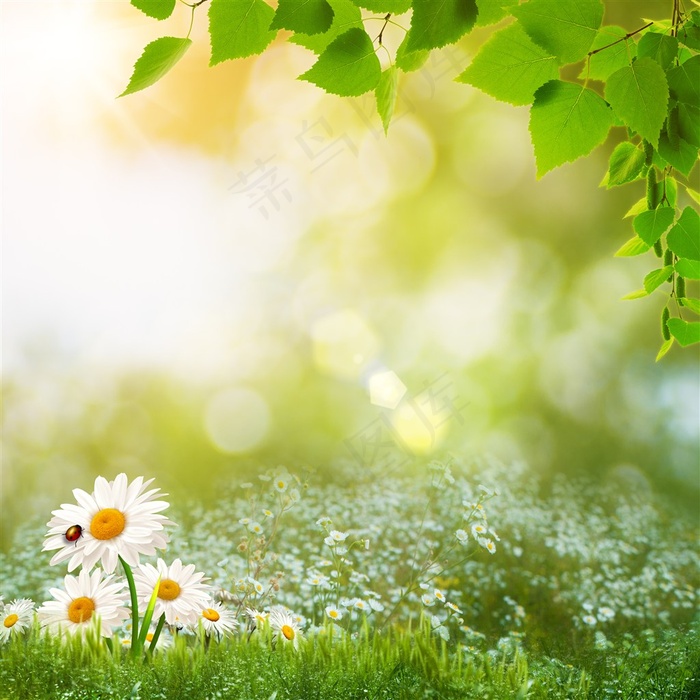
[655,337,674,361]
[676,258,700,279]
[677,104,700,148]
[406,0,478,52]
[632,207,675,245]
[130,0,176,20]
[456,23,558,106]
[395,33,429,72]
[529,80,613,178]
[643,265,673,293]
[614,236,650,256]
[299,28,381,96]
[623,197,647,218]
[667,206,700,261]
[512,0,603,64]
[680,297,700,315]
[136,575,161,652]
[604,58,669,148]
[667,55,700,108]
[668,317,700,346]
[290,0,362,53]
[579,26,635,81]
[605,141,646,188]
[621,288,649,300]
[270,0,335,35]
[657,132,699,177]
[120,37,192,97]
[678,23,700,51]
[687,188,700,206]
[475,0,518,27]
[376,66,398,134]
[209,0,277,65]
[636,32,678,70]
[351,0,411,11]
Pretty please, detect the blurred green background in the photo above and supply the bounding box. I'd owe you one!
[2,0,698,549]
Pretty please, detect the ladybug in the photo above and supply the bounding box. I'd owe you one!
[64,525,83,544]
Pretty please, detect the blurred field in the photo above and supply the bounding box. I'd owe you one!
[1,0,698,550]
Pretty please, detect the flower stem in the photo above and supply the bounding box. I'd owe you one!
[149,613,166,653]
[119,555,140,654]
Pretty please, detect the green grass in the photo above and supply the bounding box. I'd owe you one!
[1,623,697,700]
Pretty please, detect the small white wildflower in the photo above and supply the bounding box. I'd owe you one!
[238,518,251,526]
[445,602,462,614]
[455,529,469,544]
[316,516,332,528]
[471,523,487,538]
[421,594,435,607]
[368,599,384,612]
[598,607,615,621]
[325,606,343,621]
[273,475,289,493]
[262,509,273,518]
[582,615,597,626]
[434,589,446,603]
[247,522,263,535]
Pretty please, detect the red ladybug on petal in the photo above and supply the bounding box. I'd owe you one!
[64,524,83,543]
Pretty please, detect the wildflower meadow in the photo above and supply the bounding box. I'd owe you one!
[3,0,700,698]
[1,458,698,699]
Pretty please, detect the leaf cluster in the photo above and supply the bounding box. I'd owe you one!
[120,0,700,354]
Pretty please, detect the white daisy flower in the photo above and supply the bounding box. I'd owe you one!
[238,518,251,526]
[368,599,384,612]
[268,606,302,650]
[445,602,462,614]
[353,599,368,612]
[199,602,238,639]
[262,509,273,518]
[42,473,174,574]
[421,593,435,607]
[471,523,488,538]
[434,589,446,603]
[582,614,597,626]
[324,530,348,546]
[247,522,263,535]
[316,516,332,528]
[245,607,269,629]
[325,606,343,621]
[38,569,128,638]
[598,606,615,621]
[133,558,211,626]
[248,578,265,595]
[0,599,34,643]
[455,529,469,544]
[273,475,289,493]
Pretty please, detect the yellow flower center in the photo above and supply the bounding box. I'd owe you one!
[203,608,220,622]
[277,481,285,489]
[3,614,19,628]
[90,508,126,540]
[329,610,338,619]
[68,597,95,624]
[146,633,154,642]
[281,624,295,640]
[158,579,181,601]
